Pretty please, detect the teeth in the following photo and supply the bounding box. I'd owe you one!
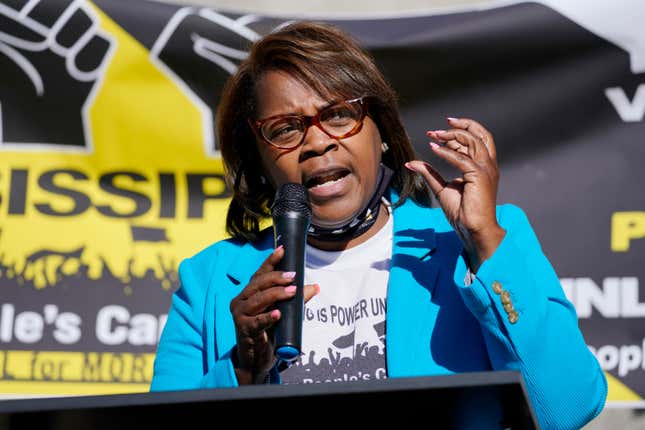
[306,170,348,188]
[310,176,345,189]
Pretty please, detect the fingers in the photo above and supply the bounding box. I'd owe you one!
[239,266,294,300]
[427,129,489,165]
[426,138,480,176]
[234,246,322,330]
[238,309,282,337]
[444,117,497,161]
[304,283,320,303]
[244,283,300,315]
[405,159,446,197]
[240,281,320,317]
[233,282,320,340]
[233,247,294,322]
[424,117,499,175]
[231,276,292,339]
[254,245,284,276]
[409,117,500,203]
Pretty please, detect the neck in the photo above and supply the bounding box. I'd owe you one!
[306,201,390,251]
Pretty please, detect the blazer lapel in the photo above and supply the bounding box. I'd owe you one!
[386,195,442,377]
[213,234,274,360]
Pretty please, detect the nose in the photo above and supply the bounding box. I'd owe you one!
[300,123,337,161]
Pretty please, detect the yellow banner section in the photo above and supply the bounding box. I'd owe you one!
[606,372,643,402]
[0,350,152,395]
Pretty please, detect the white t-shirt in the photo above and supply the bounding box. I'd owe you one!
[280,211,393,384]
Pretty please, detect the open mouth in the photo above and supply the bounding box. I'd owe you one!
[305,169,350,189]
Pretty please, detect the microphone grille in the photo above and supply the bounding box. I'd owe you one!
[271,183,312,219]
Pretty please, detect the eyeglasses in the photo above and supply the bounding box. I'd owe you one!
[250,97,369,149]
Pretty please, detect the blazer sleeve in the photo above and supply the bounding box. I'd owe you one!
[150,248,238,391]
[454,204,607,430]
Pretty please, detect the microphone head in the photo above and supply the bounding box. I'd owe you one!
[271,183,312,219]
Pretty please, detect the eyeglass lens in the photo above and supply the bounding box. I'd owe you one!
[261,100,363,148]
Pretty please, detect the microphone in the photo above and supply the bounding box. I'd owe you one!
[270,183,312,362]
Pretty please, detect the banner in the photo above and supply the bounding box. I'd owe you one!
[0,0,643,405]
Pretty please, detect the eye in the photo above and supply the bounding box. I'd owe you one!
[264,117,303,142]
[321,103,361,126]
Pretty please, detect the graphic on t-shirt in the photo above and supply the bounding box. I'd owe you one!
[280,298,387,384]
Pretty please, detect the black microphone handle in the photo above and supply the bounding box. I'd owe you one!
[273,211,309,361]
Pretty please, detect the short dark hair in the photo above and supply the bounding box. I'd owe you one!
[218,21,431,242]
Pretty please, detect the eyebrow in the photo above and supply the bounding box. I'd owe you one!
[261,99,341,119]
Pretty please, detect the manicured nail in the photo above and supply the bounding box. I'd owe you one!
[429,142,440,150]
[274,245,284,253]
[404,162,413,170]
[270,309,281,320]
[285,285,297,294]
[431,130,446,134]
[282,271,296,279]
[446,117,458,122]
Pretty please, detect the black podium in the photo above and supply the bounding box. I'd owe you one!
[0,371,539,429]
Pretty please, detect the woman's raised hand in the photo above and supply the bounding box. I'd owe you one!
[405,117,505,272]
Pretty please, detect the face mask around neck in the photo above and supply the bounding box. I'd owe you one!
[307,164,393,243]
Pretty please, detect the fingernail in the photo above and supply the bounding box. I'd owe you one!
[271,309,281,320]
[429,142,440,150]
[315,284,321,294]
[432,130,446,134]
[446,117,458,122]
[285,285,297,294]
[282,271,296,279]
[404,162,413,170]
[274,245,283,253]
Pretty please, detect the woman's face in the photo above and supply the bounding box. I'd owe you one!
[254,70,383,228]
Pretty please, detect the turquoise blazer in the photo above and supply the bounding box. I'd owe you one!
[151,193,606,429]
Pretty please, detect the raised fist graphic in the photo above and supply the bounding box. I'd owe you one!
[0,0,113,149]
[150,8,269,153]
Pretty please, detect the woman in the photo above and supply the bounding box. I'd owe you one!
[151,21,606,429]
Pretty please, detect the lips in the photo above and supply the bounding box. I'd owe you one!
[304,168,350,190]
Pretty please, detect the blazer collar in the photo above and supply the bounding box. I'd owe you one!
[386,190,446,377]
